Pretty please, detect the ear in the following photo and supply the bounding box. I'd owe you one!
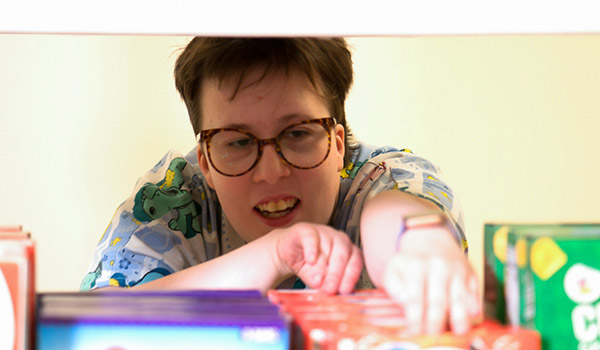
[333,124,345,171]
[197,144,215,189]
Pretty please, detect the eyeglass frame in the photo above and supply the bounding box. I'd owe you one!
[197,117,338,177]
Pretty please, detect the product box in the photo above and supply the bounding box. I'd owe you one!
[269,289,540,350]
[483,224,509,323]
[0,226,36,350]
[37,290,289,350]
[501,223,600,350]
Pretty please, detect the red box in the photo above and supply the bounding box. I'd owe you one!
[268,289,540,350]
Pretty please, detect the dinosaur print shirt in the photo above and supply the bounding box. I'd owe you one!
[81,142,466,290]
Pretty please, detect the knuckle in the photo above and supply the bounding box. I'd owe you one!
[294,224,317,240]
[333,231,351,245]
[402,255,422,272]
[293,222,311,233]
[427,283,445,300]
[404,284,423,302]
[426,307,445,326]
[451,282,468,301]
[451,303,468,326]
[429,256,449,276]
[331,251,350,268]
[323,272,342,287]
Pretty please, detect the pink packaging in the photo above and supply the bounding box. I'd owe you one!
[1,227,36,350]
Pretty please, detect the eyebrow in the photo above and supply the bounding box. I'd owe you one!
[224,113,315,130]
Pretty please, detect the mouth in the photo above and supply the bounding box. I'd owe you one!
[254,198,299,219]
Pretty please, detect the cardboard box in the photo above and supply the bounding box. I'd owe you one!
[269,289,540,350]
[501,223,600,350]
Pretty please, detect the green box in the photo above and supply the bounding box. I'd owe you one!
[501,224,600,350]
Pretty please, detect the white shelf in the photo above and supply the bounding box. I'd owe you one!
[1,0,599,36]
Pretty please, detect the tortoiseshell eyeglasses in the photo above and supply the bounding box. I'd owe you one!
[198,117,337,177]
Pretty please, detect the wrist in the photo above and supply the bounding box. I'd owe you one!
[396,211,458,251]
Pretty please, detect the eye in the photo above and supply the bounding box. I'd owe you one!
[149,207,156,215]
[279,123,325,151]
[288,130,310,138]
[283,127,314,140]
[227,138,252,148]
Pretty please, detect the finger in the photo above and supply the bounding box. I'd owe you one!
[449,272,470,335]
[383,255,406,304]
[467,274,482,320]
[320,235,352,294]
[300,228,320,265]
[298,251,327,289]
[297,229,330,289]
[338,245,364,295]
[401,257,426,336]
[424,257,450,335]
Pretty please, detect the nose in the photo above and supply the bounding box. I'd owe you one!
[251,144,291,184]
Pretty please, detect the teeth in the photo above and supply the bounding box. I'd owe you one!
[268,201,277,212]
[257,198,298,213]
[276,200,288,211]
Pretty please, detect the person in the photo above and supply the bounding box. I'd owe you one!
[81,37,481,335]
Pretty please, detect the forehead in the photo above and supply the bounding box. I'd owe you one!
[214,67,321,100]
[200,68,328,129]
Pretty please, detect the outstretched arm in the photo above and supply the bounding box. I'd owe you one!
[360,190,481,335]
[128,222,363,295]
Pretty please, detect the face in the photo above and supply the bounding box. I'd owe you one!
[197,69,345,243]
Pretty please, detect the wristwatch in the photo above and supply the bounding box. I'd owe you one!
[396,211,457,249]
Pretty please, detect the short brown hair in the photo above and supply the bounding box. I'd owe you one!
[174,37,358,164]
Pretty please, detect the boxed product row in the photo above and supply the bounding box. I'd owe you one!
[269,289,540,350]
[484,223,600,350]
[36,289,290,350]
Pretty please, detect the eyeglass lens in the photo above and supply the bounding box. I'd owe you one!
[208,121,331,176]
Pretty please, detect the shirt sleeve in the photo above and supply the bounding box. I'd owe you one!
[384,150,466,247]
[80,149,240,291]
[336,144,467,251]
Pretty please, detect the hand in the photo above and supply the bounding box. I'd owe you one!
[272,222,363,295]
[383,226,481,335]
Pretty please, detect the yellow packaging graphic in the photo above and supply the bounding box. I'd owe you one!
[530,237,567,281]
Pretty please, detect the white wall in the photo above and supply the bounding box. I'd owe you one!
[1,34,599,292]
[0,35,194,291]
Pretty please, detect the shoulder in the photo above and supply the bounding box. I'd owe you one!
[341,142,416,181]
[350,142,412,163]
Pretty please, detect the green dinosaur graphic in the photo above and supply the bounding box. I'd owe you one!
[133,158,201,239]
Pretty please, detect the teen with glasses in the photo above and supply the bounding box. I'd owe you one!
[82,38,481,335]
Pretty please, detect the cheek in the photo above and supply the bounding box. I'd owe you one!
[210,177,248,213]
[211,176,257,223]
[306,159,340,203]
[307,168,340,225]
